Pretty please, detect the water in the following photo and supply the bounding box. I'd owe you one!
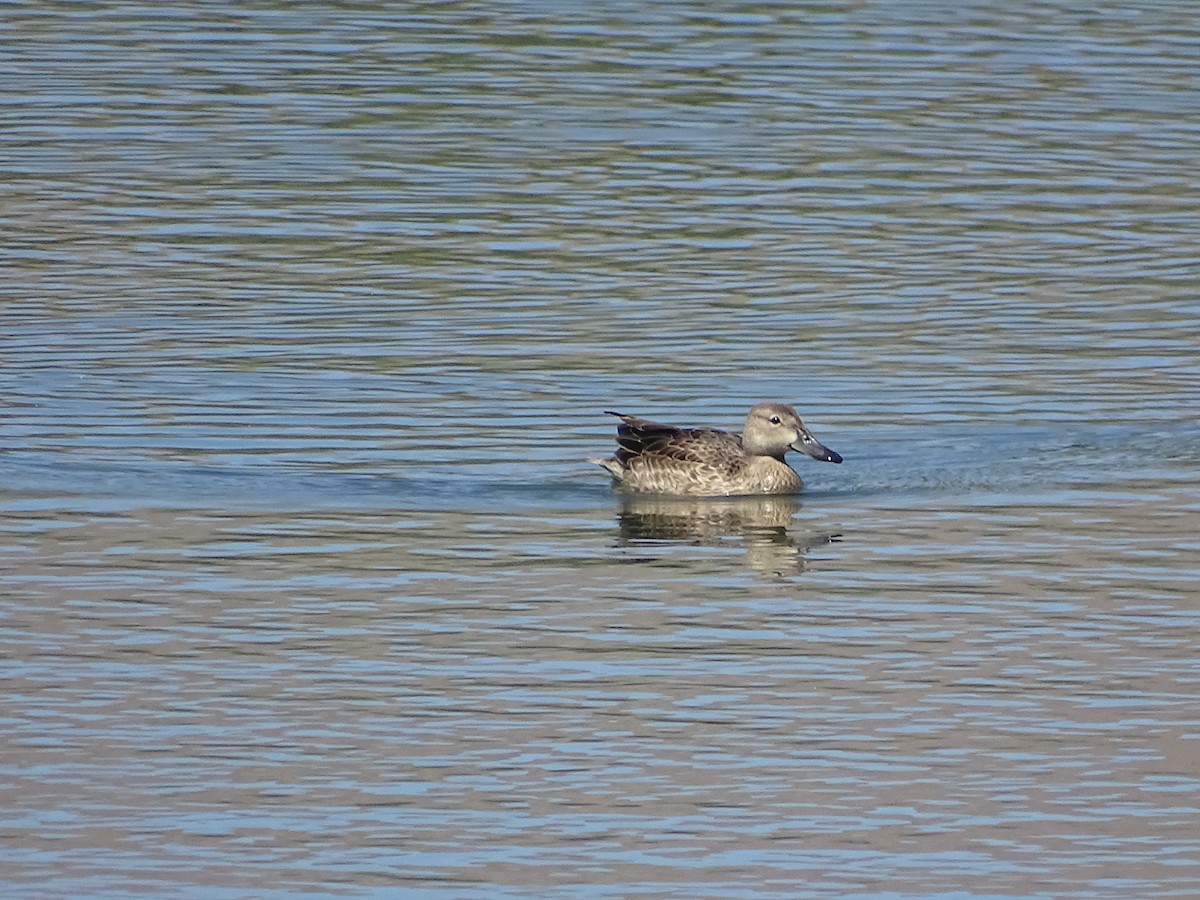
[3,1,1199,896]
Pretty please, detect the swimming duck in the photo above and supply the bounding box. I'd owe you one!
[591,402,842,496]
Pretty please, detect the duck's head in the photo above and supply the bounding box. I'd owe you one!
[743,402,842,464]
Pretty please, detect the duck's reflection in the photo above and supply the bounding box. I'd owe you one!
[613,493,839,576]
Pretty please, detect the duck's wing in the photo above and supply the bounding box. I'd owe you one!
[605,412,741,466]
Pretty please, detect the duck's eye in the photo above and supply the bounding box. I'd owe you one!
[769,416,782,425]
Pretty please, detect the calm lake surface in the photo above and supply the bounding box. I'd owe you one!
[3,1,1199,896]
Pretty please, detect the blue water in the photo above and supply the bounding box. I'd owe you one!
[3,1,1199,897]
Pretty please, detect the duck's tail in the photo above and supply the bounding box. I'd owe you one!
[588,457,625,481]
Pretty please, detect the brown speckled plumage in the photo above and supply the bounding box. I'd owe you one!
[590,402,842,496]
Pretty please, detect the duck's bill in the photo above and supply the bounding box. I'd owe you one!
[791,430,843,464]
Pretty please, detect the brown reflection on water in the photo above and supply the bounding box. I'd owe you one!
[613,493,841,577]
[2,490,1199,895]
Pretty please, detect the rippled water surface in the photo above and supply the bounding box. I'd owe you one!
[3,1,1199,896]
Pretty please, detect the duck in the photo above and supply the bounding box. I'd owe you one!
[591,402,842,496]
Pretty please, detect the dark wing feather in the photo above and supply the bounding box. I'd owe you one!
[606,412,742,467]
